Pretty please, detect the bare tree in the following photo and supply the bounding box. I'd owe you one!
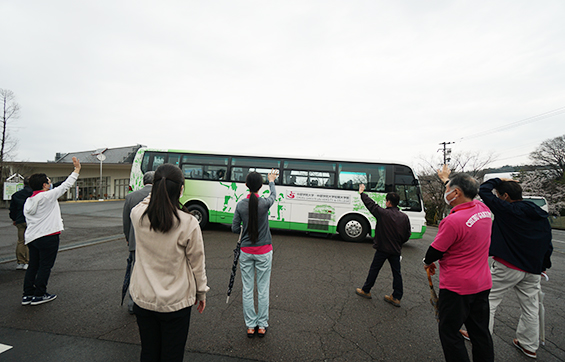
[529,134,565,180]
[416,151,496,225]
[1,88,20,181]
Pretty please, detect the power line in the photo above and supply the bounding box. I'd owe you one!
[459,106,565,142]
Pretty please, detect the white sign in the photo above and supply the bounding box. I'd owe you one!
[286,190,351,204]
[3,182,23,201]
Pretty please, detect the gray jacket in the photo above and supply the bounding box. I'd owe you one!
[123,185,152,252]
[232,182,276,248]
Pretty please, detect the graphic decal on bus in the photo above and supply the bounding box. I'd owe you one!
[354,192,387,223]
[220,182,243,213]
[285,190,351,204]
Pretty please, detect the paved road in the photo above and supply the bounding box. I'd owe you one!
[0,201,564,361]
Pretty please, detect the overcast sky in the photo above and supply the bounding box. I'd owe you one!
[1,1,564,170]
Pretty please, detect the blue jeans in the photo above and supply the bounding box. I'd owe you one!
[239,250,272,328]
[362,250,403,300]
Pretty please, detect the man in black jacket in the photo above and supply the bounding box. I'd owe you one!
[9,177,33,270]
[355,184,411,307]
[479,178,552,359]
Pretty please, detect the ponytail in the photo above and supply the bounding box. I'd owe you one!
[245,172,263,243]
[248,193,259,243]
[142,164,184,233]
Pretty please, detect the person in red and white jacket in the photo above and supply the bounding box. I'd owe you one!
[21,157,81,306]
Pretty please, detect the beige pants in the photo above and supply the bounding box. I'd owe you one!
[15,223,29,264]
[489,259,541,352]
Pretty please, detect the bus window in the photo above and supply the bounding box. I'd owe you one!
[338,163,387,191]
[182,154,228,166]
[283,160,335,188]
[169,154,181,166]
[339,171,366,190]
[231,157,280,183]
[152,155,166,171]
[141,152,151,173]
[283,170,308,186]
[394,169,422,211]
[183,165,204,179]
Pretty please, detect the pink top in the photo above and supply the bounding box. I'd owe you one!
[431,200,492,295]
[241,244,273,254]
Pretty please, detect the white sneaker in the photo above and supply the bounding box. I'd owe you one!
[16,264,27,270]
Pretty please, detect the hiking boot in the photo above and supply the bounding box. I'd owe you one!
[21,296,33,305]
[30,294,57,306]
[384,295,400,307]
[513,339,536,359]
[355,288,372,299]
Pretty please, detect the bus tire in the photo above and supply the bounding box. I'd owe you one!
[338,214,369,242]
[186,204,209,229]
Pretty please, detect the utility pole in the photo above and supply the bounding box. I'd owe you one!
[438,142,454,164]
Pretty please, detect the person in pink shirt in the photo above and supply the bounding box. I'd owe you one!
[423,165,493,362]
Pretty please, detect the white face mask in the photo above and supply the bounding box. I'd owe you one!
[444,189,457,205]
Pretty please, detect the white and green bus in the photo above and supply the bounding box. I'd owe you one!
[130,148,426,242]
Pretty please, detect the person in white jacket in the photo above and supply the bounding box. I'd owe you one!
[21,157,81,306]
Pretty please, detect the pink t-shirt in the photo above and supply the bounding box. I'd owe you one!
[431,200,492,295]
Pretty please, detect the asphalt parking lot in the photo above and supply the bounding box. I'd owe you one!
[0,201,564,361]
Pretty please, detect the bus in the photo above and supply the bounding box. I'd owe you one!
[130,148,426,242]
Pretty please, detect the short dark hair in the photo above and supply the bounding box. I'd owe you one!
[447,173,479,199]
[29,173,49,191]
[495,181,522,201]
[143,171,155,185]
[23,176,30,187]
[386,192,401,207]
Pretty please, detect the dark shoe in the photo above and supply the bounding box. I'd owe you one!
[384,295,400,307]
[355,288,372,299]
[30,293,57,306]
[460,329,470,341]
[22,296,33,305]
[258,327,267,338]
[247,327,256,338]
[513,339,536,359]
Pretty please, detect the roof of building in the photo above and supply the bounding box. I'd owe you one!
[52,145,145,164]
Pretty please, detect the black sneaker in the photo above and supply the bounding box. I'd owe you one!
[22,296,33,305]
[31,293,57,305]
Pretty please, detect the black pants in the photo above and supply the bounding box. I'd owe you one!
[23,234,60,297]
[438,289,494,362]
[134,304,192,362]
[362,250,403,300]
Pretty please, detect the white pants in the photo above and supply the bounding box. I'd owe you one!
[489,260,541,351]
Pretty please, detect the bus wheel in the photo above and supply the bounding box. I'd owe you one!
[338,215,368,242]
[186,204,209,228]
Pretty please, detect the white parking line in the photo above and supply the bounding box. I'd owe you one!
[0,343,13,353]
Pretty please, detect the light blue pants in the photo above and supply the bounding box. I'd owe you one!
[239,250,272,329]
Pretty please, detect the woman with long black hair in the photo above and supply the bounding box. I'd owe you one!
[129,163,209,362]
[232,168,278,338]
